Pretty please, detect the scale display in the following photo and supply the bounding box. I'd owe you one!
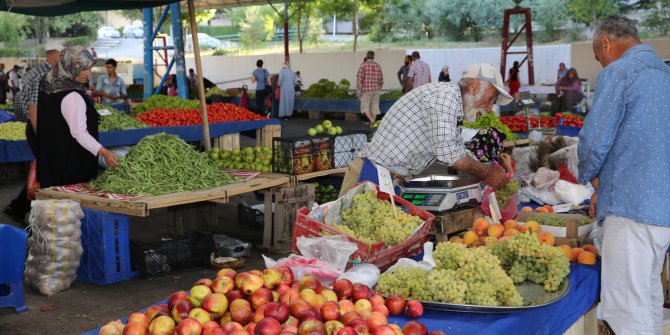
[403,174,483,212]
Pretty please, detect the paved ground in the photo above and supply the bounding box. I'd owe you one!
[0,113,369,335]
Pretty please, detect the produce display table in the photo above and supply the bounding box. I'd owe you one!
[78,263,600,335]
[0,119,281,163]
[232,97,396,115]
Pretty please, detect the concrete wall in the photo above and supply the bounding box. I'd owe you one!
[571,38,670,88]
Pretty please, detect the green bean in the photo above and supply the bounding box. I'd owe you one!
[99,111,148,131]
[88,133,236,196]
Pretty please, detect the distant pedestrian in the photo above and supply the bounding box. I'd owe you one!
[277,63,296,120]
[0,63,7,104]
[405,51,431,92]
[557,62,568,80]
[397,55,411,93]
[8,65,21,99]
[356,50,383,124]
[251,59,270,115]
[438,65,450,82]
[508,61,520,96]
[294,71,303,95]
[91,48,97,58]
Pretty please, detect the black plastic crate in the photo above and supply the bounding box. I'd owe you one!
[238,203,265,229]
[130,233,213,278]
[272,135,334,175]
[334,131,369,168]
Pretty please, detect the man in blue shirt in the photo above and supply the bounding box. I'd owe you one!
[95,58,128,113]
[578,15,670,334]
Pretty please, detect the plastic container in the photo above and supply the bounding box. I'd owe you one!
[0,224,28,313]
[291,189,435,271]
[238,203,265,229]
[212,234,252,258]
[77,209,136,286]
[272,135,334,175]
[130,233,213,278]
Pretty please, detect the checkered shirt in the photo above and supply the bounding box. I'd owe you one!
[362,82,468,176]
[13,62,51,122]
[356,60,383,92]
[407,59,431,88]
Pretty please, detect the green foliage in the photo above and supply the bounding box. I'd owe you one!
[238,6,275,48]
[50,12,101,37]
[566,0,619,26]
[116,9,143,24]
[65,36,95,47]
[0,48,31,57]
[302,79,353,99]
[0,12,29,48]
[529,0,569,42]
[642,0,670,36]
[181,9,217,27]
[197,25,240,37]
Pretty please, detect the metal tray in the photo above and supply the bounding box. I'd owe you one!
[419,279,570,313]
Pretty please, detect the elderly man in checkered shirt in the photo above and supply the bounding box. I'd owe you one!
[340,63,513,196]
[356,50,384,124]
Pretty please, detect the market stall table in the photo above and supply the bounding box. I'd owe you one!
[78,263,600,335]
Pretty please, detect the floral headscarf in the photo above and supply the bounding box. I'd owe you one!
[41,46,95,94]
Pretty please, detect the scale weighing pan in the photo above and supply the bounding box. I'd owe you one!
[405,174,480,189]
[403,174,482,212]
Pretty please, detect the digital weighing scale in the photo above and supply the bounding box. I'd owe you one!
[402,174,482,212]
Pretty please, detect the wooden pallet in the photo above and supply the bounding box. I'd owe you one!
[431,207,484,242]
[262,184,316,254]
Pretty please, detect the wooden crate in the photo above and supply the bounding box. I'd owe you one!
[213,133,240,151]
[431,207,483,242]
[308,111,323,120]
[257,124,282,148]
[344,112,360,122]
[262,184,316,254]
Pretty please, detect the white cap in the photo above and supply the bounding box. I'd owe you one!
[45,40,65,52]
[462,63,513,105]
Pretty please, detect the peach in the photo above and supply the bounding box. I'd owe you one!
[535,207,548,213]
[503,219,518,230]
[537,231,555,246]
[525,221,541,233]
[556,245,572,260]
[570,248,584,262]
[462,231,479,245]
[472,218,490,236]
[503,228,520,237]
[517,225,529,234]
[487,223,504,238]
[521,206,533,212]
[582,244,598,255]
[543,205,554,213]
[577,251,597,265]
[448,235,463,243]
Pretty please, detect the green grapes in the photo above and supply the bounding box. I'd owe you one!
[496,179,519,208]
[336,190,424,246]
[487,232,570,291]
[528,215,567,227]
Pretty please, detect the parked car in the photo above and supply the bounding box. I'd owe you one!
[123,26,143,38]
[185,33,221,51]
[97,26,120,39]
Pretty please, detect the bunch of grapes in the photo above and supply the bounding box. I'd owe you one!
[335,191,424,246]
[376,267,429,299]
[487,232,570,291]
[496,179,519,208]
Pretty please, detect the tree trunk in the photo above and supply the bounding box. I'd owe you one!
[297,6,304,53]
[353,0,358,52]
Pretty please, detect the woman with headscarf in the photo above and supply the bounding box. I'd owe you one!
[552,67,584,115]
[438,65,450,82]
[36,46,118,188]
[277,63,296,120]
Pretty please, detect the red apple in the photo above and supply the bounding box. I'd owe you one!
[352,284,370,301]
[428,331,447,335]
[404,300,423,318]
[255,317,282,335]
[288,299,312,319]
[336,327,357,335]
[402,321,427,335]
[202,321,221,335]
[148,315,176,335]
[348,319,369,335]
[372,305,388,317]
[222,322,245,333]
[383,296,405,316]
[188,307,212,326]
[365,312,387,330]
[332,279,354,300]
[231,299,254,325]
[189,285,213,308]
[219,312,232,325]
[202,293,229,318]
[175,317,203,335]
[320,301,340,321]
[279,289,300,306]
[246,322,257,335]
[341,311,362,326]
[276,266,295,286]
[255,305,267,323]
[210,329,226,335]
[324,320,345,335]
[145,305,170,322]
[123,322,147,335]
[237,273,265,295]
[298,275,322,293]
[277,284,291,295]
[217,268,237,280]
[194,278,214,287]
[100,320,124,335]
[369,295,384,307]
[299,309,322,322]
[280,332,297,335]
[298,320,326,335]
[168,291,189,309]
[251,288,274,310]
[226,289,245,302]
[250,270,263,277]
[338,300,355,315]
[264,302,289,324]
[212,276,236,294]
[230,330,250,335]
[262,269,283,289]
[172,299,194,323]
[284,316,299,328]
[371,325,395,335]
[127,312,149,328]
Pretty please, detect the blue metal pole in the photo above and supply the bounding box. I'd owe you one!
[170,2,188,99]
[143,8,153,98]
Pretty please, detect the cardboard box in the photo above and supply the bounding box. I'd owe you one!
[516,212,594,247]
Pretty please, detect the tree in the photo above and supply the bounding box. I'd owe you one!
[566,0,619,26]
[293,1,325,53]
[529,0,569,41]
[117,9,143,25]
[181,9,217,27]
[643,0,670,35]
[238,6,275,48]
[0,12,30,48]
[443,0,507,41]
[50,12,101,37]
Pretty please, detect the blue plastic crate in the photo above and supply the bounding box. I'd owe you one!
[77,209,136,285]
[555,121,581,137]
[0,224,28,313]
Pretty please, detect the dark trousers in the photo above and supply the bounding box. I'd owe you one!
[255,90,268,115]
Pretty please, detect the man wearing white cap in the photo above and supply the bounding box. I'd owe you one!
[340,63,513,195]
[4,40,61,223]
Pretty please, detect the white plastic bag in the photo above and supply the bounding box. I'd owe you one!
[337,264,381,288]
[263,254,341,285]
[384,242,435,274]
[24,200,85,296]
[554,180,591,206]
[588,219,603,255]
[296,235,358,273]
[98,146,131,168]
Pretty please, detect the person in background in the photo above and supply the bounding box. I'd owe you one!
[340,63,513,196]
[8,65,20,99]
[36,46,118,189]
[91,47,97,58]
[188,68,197,93]
[94,58,129,113]
[277,63,296,121]
[557,62,568,80]
[552,67,583,115]
[0,63,7,104]
[438,65,451,82]
[251,59,270,115]
[578,15,670,335]
[294,71,303,95]
[507,61,520,96]
[397,55,412,93]
[4,45,61,223]
[356,50,383,125]
[405,51,431,92]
